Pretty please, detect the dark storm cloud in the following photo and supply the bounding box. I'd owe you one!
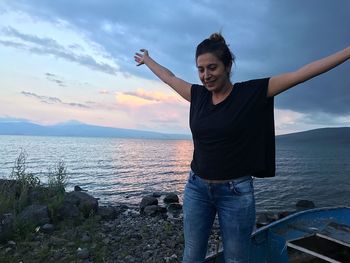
[3,0,350,117]
[242,1,350,116]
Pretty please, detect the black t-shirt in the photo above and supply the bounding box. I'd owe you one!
[189,78,275,180]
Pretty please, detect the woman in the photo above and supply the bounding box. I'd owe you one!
[134,33,350,263]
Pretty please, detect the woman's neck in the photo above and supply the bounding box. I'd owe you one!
[212,82,234,105]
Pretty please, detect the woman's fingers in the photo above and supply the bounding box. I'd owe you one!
[134,49,148,66]
[135,52,142,57]
[134,56,144,66]
[140,49,148,54]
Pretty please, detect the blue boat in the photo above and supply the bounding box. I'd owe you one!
[205,207,350,263]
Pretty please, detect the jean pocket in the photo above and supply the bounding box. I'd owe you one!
[231,178,253,195]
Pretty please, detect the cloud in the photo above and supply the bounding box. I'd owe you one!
[4,0,350,118]
[115,89,182,107]
[123,89,179,103]
[21,91,90,109]
[274,109,350,135]
[1,0,350,133]
[45,72,67,87]
[1,27,119,75]
[99,90,110,94]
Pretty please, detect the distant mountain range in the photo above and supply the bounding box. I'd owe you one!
[0,119,349,142]
[0,119,191,140]
[276,127,350,144]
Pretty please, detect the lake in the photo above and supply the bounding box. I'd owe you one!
[0,135,349,213]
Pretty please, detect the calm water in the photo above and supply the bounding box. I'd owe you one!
[0,135,349,213]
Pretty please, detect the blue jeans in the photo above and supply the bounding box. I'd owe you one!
[182,170,256,263]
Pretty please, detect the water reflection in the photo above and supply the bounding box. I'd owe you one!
[1,136,349,212]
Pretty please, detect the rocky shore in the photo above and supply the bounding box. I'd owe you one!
[0,181,315,263]
[0,182,223,263]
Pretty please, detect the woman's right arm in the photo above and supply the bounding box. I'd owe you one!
[134,49,191,102]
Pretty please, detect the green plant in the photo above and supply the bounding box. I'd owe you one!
[11,216,36,240]
[47,193,65,224]
[10,150,40,188]
[3,150,40,213]
[47,160,69,193]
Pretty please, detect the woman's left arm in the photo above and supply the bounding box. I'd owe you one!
[268,46,350,97]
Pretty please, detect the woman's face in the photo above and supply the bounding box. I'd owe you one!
[196,52,231,92]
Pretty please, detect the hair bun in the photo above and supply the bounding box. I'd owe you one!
[209,33,226,44]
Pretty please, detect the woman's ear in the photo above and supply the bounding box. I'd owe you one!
[226,61,233,77]
[227,61,233,72]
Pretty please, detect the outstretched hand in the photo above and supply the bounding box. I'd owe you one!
[134,49,149,66]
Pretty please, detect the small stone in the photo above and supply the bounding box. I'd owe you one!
[50,237,68,247]
[164,253,178,263]
[167,203,182,212]
[140,196,158,212]
[163,193,179,204]
[74,185,87,192]
[7,240,16,246]
[144,205,167,216]
[143,250,153,259]
[76,247,90,259]
[41,223,54,234]
[81,232,91,242]
[152,192,162,198]
[67,242,75,247]
[102,237,110,245]
[124,255,135,261]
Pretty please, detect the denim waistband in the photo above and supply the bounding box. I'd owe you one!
[190,170,252,184]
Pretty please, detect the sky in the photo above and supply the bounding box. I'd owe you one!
[0,0,349,135]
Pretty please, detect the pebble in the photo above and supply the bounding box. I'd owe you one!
[0,206,221,262]
[41,223,55,234]
[76,247,90,259]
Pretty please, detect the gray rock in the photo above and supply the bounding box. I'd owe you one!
[57,201,80,219]
[97,206,118,220]
[74,185,87,192]
[65,191,98,217]
[115,204,129,214]
[152,192,162,198]
[143,205,164,216]
[76,247,90,259]
[81,232,91,242]
[18,204,50,226]
[163,193,179,204]
[40,223,54,234]
[140,196,158,212]
[167,203,182,212]
[0,213,14,243]
[49,236,68,246]
[164,253,178,263]
[7,240,16,246]
[124,255,135,262]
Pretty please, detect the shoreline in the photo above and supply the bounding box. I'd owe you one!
[0,179,316,263]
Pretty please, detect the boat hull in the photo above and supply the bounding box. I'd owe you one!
[205,207,350,263]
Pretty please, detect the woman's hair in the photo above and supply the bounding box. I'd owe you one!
[195,33,235,69]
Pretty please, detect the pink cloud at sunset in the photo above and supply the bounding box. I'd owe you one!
[115,88,185,108]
